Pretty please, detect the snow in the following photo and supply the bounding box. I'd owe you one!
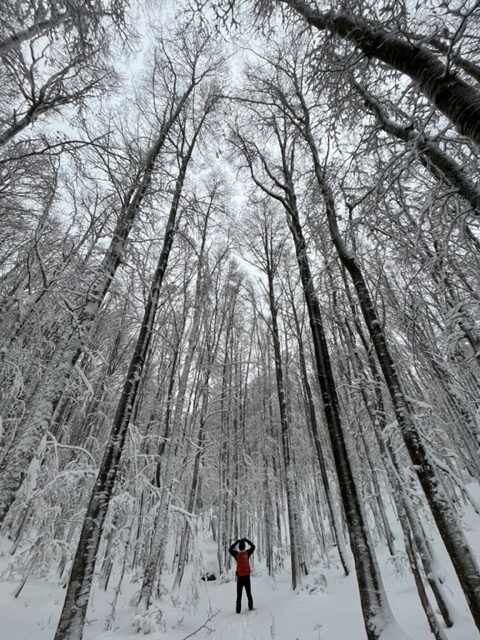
[1,484,479,640]
[2,565,355,640]
[0,551,478,640]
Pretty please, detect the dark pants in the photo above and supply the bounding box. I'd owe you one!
[236,575,253,613]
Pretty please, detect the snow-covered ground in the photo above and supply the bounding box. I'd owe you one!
[1,487,480,640]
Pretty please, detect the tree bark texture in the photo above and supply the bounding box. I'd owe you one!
[281,0,480,144]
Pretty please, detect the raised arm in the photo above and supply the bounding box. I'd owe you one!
[244,538,256,556]
[229,539,240,557]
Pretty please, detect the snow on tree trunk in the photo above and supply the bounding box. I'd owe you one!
[280,0,480,144]
[301,106,480,631]
[53,123,204,640]
[283,190,393,637]
[137,206,210,613]
[267,269,303,589]
[0,81,200,526]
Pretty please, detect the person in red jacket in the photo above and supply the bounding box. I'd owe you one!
[229,537,256,613]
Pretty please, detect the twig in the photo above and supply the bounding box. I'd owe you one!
[181,608,220,639]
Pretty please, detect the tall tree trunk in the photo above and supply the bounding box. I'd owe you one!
[279,0,480,144]
[173,369,210,589]
[53,121,204,640]
[0,85,199,525]
[266,268,303,590]
[314,161,480,632]
[287,287,350,575]
[137,204,211,611]
[344,302,455,629]
[239,126,395,638]
[286,204,391,638]
[298,99,480,629]
[270,169,393,634]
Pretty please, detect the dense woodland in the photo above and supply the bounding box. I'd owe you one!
[0,1,479,639]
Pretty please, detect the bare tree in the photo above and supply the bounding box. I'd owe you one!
[54,80,219,640]
[0,28,219,525]
[231,120,396,640]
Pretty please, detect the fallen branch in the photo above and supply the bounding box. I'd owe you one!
[181,608,220,639]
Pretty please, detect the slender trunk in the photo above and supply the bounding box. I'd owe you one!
[345,308,455,629]
[361,429,396,557]
[282,196,391,637]
[289,295,350,575]
[137,206,211,611]
[405,530,449,640]
[154,332,183,485]
[266,269,302,590]
[105,525,132,630]
[217,324,231,575]
[173,370,210,589]
[243,128,393,637]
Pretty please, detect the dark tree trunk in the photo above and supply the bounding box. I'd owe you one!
[287,287,350,576]
[285,202,389,638]
[281,0,480,144]
[355,82,480,217]
[53,123,203,640]
[305,127,480,628]
[266,268,302,590]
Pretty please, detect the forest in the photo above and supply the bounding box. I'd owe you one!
[0,1,479,639]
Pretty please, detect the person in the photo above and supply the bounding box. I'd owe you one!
[228,537,256,613]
